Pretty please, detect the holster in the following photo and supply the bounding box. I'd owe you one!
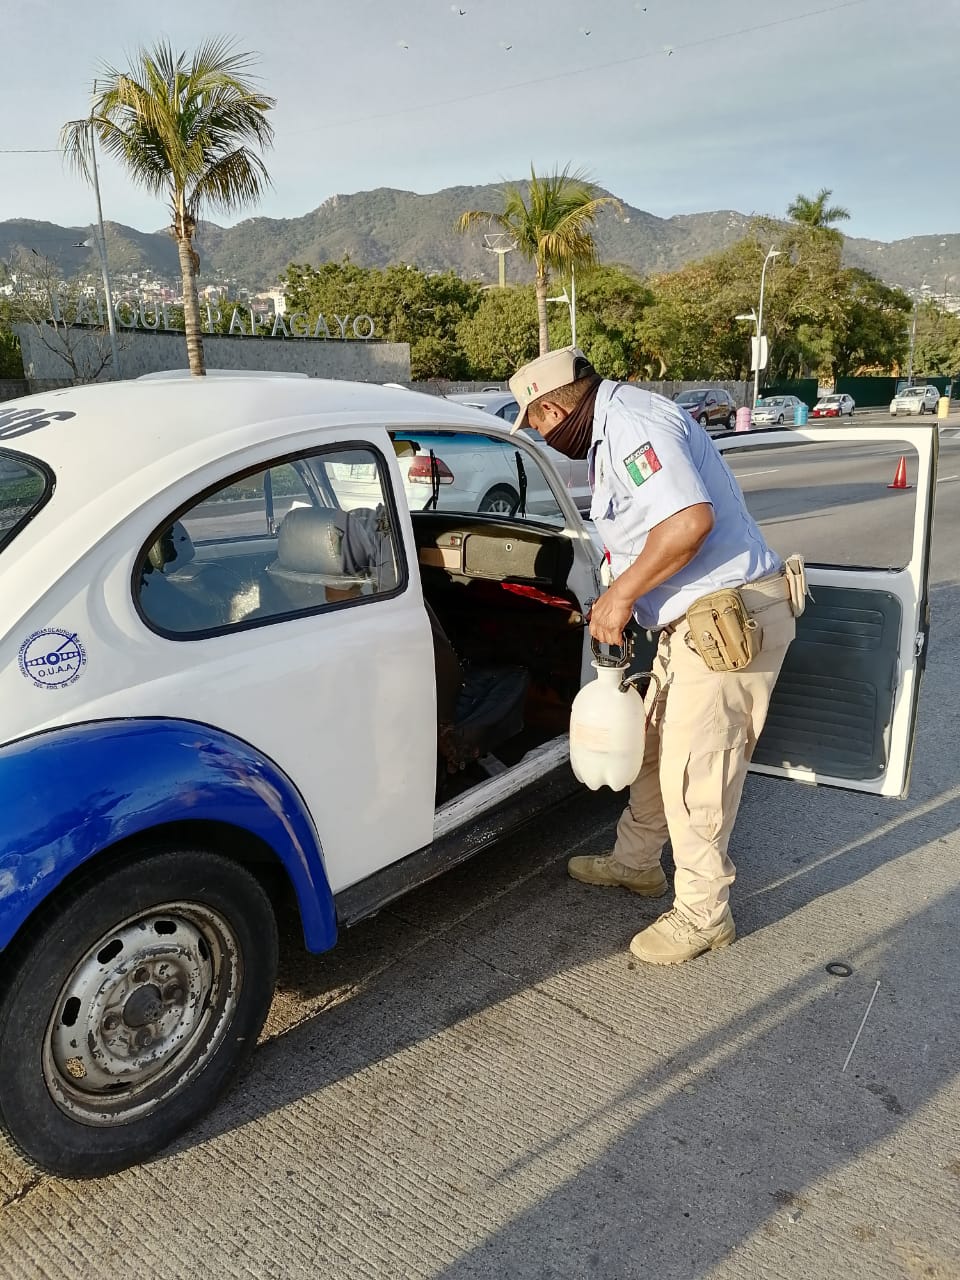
[684,588,761,673]
[783,554,809,617]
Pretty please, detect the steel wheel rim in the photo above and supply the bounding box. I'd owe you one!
[42,901,242,1126]
[482,495,515,515]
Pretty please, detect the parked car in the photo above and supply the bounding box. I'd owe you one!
[752,395,804,426]
[889,385,940,416]
[811,393,856,419]
[673,387,738,432]
[0,376,935,1176]
[445,391,591,515]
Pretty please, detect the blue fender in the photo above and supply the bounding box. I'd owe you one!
[0,719,338,954]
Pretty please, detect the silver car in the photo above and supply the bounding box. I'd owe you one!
[890,385,940,416]
[446,391,591,515]
[752,395,803,426]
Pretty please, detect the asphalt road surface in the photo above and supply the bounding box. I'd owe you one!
[2,424,959,1280]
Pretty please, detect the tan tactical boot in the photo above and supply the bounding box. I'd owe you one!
[567,855,669,897]
[629,905,736,965]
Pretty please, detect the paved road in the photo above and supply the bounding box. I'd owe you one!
[2,430,959,1280]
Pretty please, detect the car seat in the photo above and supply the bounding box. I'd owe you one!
[262,507,370,612]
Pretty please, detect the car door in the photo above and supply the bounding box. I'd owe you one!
[124,432,438,893]
[703,392,718,425]
[718,421,937,797]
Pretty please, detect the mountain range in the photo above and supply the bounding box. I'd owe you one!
[1,182,957,296]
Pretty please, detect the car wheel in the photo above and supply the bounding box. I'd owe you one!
[726,411,737,430]
[919,403,926,415]
[479,484,520,516]
[0,846,278,1177]
[777,414,784,425]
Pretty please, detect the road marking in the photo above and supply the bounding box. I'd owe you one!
[936,475,959,484]
[736,467,780,478]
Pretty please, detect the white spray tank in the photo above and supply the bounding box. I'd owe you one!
[570,638,660,791]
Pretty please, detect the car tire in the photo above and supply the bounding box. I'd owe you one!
[777,414,784,425]
[0,846,278,1178]
[698,413,709,427]
[727,411,737,430]
[919,403,926,415]
[479,484,520,516]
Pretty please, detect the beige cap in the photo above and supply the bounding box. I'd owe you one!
[508,346,587,432]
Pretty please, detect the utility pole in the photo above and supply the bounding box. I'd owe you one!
[905,299,918,384]
[84,105,121,379]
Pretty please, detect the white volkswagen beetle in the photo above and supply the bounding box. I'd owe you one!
[0,375,937,1176]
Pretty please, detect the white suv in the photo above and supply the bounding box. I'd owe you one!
[890,385,940,416]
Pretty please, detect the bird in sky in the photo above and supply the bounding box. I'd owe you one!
[398,39,409,50]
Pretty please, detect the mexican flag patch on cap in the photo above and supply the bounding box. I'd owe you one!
[624,442,662,486]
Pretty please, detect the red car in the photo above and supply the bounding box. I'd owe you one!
[811,393,855,419]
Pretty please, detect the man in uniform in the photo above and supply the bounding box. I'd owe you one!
[508,347,802,965]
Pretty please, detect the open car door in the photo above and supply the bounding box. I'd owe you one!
[716,422,938,798]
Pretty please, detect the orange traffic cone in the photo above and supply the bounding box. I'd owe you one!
[888,455,912,490]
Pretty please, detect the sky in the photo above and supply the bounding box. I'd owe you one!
[1,0,956,244]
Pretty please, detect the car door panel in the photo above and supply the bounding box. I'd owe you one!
[718,423,937,797]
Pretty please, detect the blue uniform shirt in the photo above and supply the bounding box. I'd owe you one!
[589,382,781,629]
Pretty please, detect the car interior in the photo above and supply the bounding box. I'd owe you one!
[137,457,591,806]
[410,509,588,800]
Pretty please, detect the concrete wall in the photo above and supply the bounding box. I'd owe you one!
[14,324,411,389]
[0,379,28,403]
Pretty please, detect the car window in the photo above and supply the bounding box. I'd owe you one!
[0,451,51,555]
[497,400,520,424]
[727,440,918,570]
[390,428,567,526]
[136,445,402,637]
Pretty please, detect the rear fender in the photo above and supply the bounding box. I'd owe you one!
[0,718,337,953]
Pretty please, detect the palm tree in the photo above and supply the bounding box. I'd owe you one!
[62,40,274,376]
[786,188,851,233]
[458,166,619,355]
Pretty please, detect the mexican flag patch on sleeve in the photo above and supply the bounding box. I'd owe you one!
[623,442,662,486]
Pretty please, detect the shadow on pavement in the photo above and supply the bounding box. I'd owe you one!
[164,586,960,1276]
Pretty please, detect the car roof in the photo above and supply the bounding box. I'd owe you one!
[446,391,516,409]
[0,376,509,487]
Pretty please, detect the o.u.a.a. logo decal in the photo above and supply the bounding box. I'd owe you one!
[18,628,87,689]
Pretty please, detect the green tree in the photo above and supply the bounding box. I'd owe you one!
[786,188,851,235]
[457,166,620,356]
[911,300,960,375]
[282,259,481,380]
[61,40,274,377]
[457,286,540,379]
[545,264,654,378]
[833,270,911,375]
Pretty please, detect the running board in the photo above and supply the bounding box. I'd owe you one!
[335,740,577,928]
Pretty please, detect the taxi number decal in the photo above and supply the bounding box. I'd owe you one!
[624,442,662,486]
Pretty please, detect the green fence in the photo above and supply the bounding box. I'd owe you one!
[836,375,956,406]
[760,379,819,408]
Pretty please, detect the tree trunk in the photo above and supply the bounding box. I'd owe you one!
[535,271,550,356]
[176,218,206,377]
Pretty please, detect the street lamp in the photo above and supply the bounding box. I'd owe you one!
[752,247,780,409]
[547,265,577,348]
[63,92,121,379]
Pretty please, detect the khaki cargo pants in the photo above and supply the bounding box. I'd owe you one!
[614,581,796,928]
